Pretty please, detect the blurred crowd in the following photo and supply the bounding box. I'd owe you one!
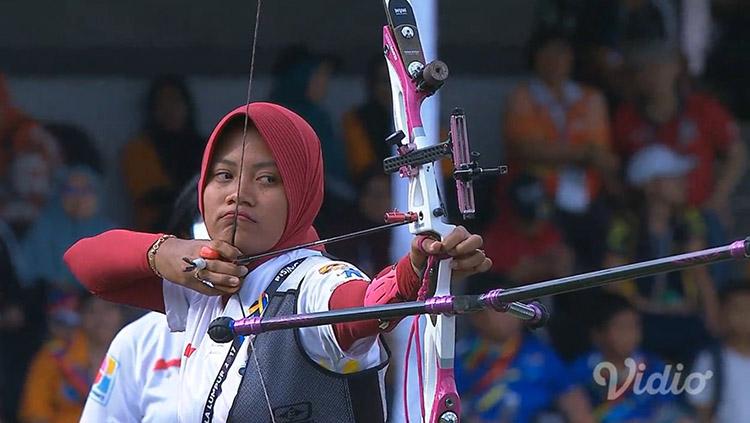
[1,0,750,422]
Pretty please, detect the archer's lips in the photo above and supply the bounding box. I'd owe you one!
[221,211,257,223]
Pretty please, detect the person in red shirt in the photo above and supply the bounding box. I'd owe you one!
[483,173,573,285]
[613,43,745,287]
[612,43,745,214]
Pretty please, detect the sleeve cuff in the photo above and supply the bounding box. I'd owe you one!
[396,254,422,301]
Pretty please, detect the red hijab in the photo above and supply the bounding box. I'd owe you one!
[198,102,325,259]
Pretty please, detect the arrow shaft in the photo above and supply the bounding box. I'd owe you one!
[229,238,749,336]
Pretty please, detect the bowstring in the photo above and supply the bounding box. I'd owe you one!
[234,1,275,421]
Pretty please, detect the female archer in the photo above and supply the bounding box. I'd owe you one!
[64,102,491,422]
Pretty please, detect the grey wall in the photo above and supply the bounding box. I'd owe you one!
[0,0,535,75]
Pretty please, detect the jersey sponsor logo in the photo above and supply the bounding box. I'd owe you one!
[318,263,348,274]
[153,357,181,371]
[184,343,197,358]
[318,263,365,280]
[342,267,364,279]
[273,402,312,422]
[90,355,118,405]
[274,259,305,282]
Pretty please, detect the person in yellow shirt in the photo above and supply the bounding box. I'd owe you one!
[18,295,123,423]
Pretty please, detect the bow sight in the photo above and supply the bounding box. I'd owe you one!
[383,109,508,221]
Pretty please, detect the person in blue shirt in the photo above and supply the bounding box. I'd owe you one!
[455,274,594,423]
[569,291,690,422]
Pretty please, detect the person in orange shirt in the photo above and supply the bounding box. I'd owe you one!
[504,28,617,270]
[18,295,123,423]
[121,75,204,232]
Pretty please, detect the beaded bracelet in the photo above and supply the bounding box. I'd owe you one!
[147,234,176,278]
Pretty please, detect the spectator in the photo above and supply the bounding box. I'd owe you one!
[164,174,200,240]
[325,167,392,277]
[268,46,355,214]
[612,43,745,224]
[341,55,393,183]
[534,0,583,35]
[704,0,750,119]
[456,274,595,423]
[605,145,719,365]
[569,292,686,422]
[480,173,592,362]
[44,123,103,175]
[574,0,679,103]
[0,218,45,423]
[614,42,745,288]
[689,281,750,423]
[504,28,616,271]
[18,295,124,423]
[19,166,115,296]
[577,0,678,48]
[122,75,204,231]
[0,74,62,237]
[482,173,573,284]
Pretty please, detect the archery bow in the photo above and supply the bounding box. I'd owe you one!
[381,0,518,420]
[380,1,461,421]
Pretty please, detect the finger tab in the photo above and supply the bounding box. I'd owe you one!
[200,246,221,260]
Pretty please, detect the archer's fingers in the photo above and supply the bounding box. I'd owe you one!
[439,226,471,252]
[204,259,249,279]
[183,277,228,296]
[416,237,442,256]
[453,257,493,281]
[451,250,488,271]
[470,257,493,273]
[448,234,484,257]
[478,257,492,273]
[193,268,241,295]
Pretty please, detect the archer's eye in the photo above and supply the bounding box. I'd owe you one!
[214,171,233,182]
[258,175,278,185]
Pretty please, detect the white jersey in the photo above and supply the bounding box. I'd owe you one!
[80,312,183,423]
[162,249,387,423]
